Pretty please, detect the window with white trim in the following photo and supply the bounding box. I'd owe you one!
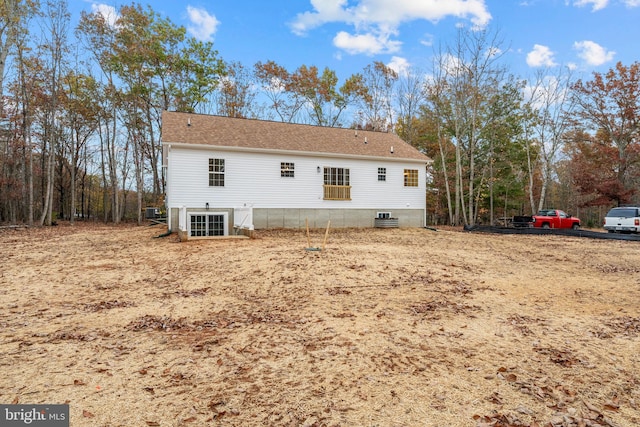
[189,213,226,237]
[209,158,225,187]
[323,167,351,200]
[378,167,386,181]
[324,167,350,186]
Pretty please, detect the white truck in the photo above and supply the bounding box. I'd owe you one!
[604,206,640,233]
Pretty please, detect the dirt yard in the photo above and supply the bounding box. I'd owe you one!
[0,223,639,427]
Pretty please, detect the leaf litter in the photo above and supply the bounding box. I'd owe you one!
[0,223,639,426]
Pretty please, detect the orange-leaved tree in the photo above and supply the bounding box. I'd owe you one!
[570,61,640,206]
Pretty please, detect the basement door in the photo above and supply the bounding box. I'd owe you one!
[189,212,227,237]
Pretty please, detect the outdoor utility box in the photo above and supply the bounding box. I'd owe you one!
[374,212,399,228]
[145,207,160,219]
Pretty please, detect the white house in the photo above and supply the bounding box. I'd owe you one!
[161,111,430,239]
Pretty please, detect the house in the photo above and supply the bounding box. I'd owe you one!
[161,111,430,239]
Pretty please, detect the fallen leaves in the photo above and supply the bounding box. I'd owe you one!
[482,371,632,427]
[411,299,479,317]
[533,347,581,367]
[473,412,536,427]
[127,315,192,332]
[506,314,545,336]
[603,316,640,336]
[3,225,640,427]
[84,300,135,312]
[474,402,623,427]
[602,396,620,412]
[163,287,210,298]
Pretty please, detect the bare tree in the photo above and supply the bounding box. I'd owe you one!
[0,0,37,224]
[354,61,398,131]
[77,8,125,222]
[395,67,425,146]
[38,0,70,226]
[424,57,455,225]
[426,27,509,225]
[524,66,576,213]
[60,69,99,223]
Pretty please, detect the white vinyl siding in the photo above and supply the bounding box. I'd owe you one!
[166,145,425,210]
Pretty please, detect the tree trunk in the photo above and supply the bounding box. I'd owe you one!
[69,139,77,224]
[39,140,54,226]
[437,128,454,225]
[133,131,144,225]
[99,124,109,223]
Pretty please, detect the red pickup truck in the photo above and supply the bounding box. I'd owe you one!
[531,209,581,229]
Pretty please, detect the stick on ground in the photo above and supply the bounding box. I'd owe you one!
[322,220,331,251]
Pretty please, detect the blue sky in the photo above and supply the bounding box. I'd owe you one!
[73,0,640,81]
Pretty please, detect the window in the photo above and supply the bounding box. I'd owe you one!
[324,167,350,186]
[189,213,226,237]
[209,158,225,187]
[404,169,418,187]
[323,167,351,200]
[378,167,386,182]
[607,207,640,218]
[281,162,295,178]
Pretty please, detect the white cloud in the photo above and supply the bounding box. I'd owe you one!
[333,31,401,55]
[441,53,465,76]
[573,40,615,65]
[526,44,557,67]
[293,0,491,34]
[387,56,410,76]
[573,0,609,11]
[291,0,491,55]
[420,33,434,47]
[186,6,220,41]
[622,0,640,6]
[290,0,352,35]
[91,3,119,27]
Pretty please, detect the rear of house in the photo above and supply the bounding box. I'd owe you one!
[161,112,429,239]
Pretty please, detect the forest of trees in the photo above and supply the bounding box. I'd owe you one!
[1,1,639,227]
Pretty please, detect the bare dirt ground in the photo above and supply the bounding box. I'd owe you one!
[0,223,639,427]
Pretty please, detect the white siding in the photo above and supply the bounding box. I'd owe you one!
[166,145,425,211]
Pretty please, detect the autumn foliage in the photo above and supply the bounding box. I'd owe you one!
[569,62,640,207]
[1,1,640,225]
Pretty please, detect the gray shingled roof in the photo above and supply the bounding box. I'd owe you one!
[161,111,429,162]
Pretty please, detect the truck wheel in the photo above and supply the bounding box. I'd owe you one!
[572,223,579,230]
[542,223,550,229]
